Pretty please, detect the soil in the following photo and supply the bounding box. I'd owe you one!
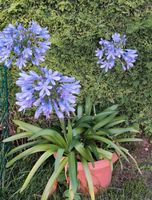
[111,136,152,189]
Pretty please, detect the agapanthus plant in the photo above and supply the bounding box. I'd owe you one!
[0,21,51,69]
[96,33,138,71]
[16,67,81,119]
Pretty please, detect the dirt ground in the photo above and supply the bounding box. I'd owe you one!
[111,136,152,189]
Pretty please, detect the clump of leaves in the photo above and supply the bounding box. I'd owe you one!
[3,98,142,200]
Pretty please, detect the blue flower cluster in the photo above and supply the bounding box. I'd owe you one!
[0,21,138,121]
[0,21,50,69]
[16,67,81,119]
[96,33,138,71]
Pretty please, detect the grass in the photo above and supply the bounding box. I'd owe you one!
[0,155,152,200]
[97,181,152,200]
[0,156,62,200]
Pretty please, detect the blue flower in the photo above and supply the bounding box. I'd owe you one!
[95,48,104,59]
[96,33,138,71]
[98,59,115,72]
[16,67,81,119]
[122,49,138,70]
[0,21,51,69]
[112,33,121,43]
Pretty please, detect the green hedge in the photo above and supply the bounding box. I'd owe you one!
[0,0,152,133]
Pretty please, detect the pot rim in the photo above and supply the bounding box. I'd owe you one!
[77,153,118,171]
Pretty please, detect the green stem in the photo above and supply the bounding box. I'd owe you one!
[59,118,67,140]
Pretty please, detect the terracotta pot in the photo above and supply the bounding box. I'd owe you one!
[77,153,118,194]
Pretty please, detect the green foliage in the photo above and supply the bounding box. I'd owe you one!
[0,0,152,134]
[3,101,142,200]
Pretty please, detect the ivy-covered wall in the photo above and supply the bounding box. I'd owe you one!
[0,0,152,133]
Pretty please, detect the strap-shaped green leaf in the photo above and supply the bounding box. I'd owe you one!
[3,132,32,142]
[94,104,119,122]
[85,96,92,115]
[88,144,100,161]
[76,123,91,128]
[97,148,113,160]
[74,116,93,127]
[81,158,95,200]
[67,119,73,145]
[41,157,68,200]
[69,182,75,200]
[73,127,85,136]
[88,135,129,162]
[75,142,93,162]
[13,120,42,133]
[77,105,83,119]
[28,129,66,148]
[7,141,40,156]
[6,144,58,168]
[105,105,119,111]
[105,116,126,128]
[93,113,118,131]
[116,138,142,142]
[20,150,54,192]
[94,111,116,122]
[68,152,78,194]
[54,148,64,171]
[92,130,107,136]
[108,127,139,136]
